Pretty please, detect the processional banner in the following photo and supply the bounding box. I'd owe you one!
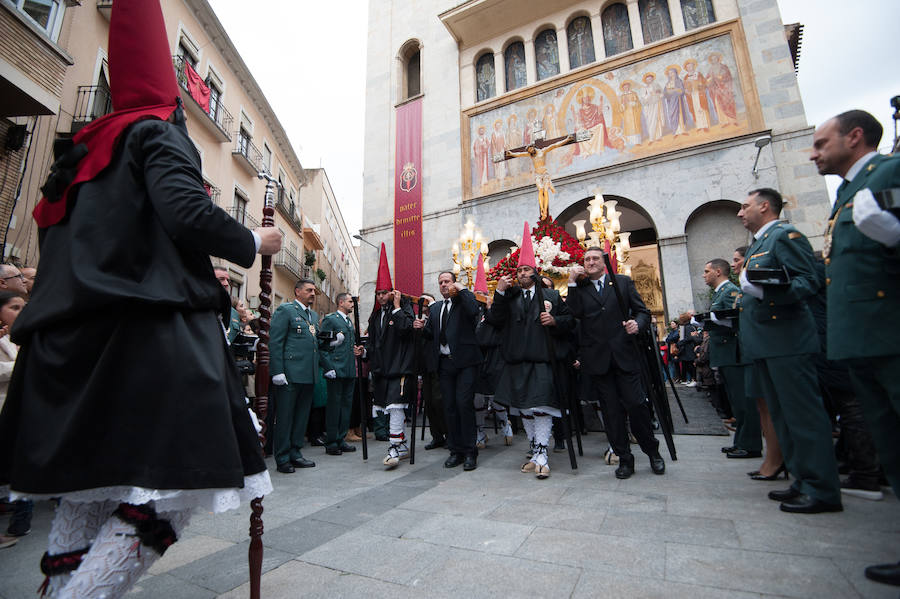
[394,98,423,295]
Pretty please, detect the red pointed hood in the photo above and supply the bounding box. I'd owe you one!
[33,0,180,229]
[376,243,394,291]
[517,221,537,270]
[473,254,488,293]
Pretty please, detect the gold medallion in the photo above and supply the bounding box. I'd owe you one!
[309,324,316,335]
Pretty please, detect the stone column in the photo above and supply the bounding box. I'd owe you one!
[669,0,686,35]
[557,26,570,72]
[626,0,644,49]
[590,11,606,61]
[657,234,694,317]
[493,51,504,95]
[524,38,536,85]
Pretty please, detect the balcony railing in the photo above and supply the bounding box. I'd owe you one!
[172,55,233,142]
[204,182,221,204]
[274,249,302,279]
[232,133,263,174]
[71,85,112,133]
[225,206,260,229]
[274,192,303,232]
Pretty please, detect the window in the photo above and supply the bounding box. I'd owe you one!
[177,41,198,69]
[15,0,63,40]
[534,29,560,80]
[238,127,251,156]
[263,143,272,174]
[567,17,595,69]
[406,51,421,98]
[233,192,248,226]
[602,4,634,57]
[504,42,527,92]
[475,53,496,102]
[680,0,715,30]
[229,278,242,300]
[206,77,222,120]
[639,0,673,43]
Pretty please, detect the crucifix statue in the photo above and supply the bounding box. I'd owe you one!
[494,130,591,223]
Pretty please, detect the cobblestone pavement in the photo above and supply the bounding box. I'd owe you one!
[1,431,898,598]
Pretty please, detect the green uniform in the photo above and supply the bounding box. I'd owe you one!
[319,311,357,450]
[269,300,320,466]
[707,280,760,452]
[825,152,900,495]
[739,220,840,504]
[226,306,242,343]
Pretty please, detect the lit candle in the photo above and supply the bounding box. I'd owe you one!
[603,199,618,216]
[452,243,459,256]
[452,262,461,274]
[572,219,587,242]
[483,256,490,269]
[463,253,472,269]
[618,231,631,250]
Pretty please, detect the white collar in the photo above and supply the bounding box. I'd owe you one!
[714,279,728,293]
[753,219,779,240]
[844,151,879,183]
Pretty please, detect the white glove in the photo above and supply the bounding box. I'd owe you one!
[739,269,764,300]
[710,312,733,327]
[852,188,900,247]
[690,316,700,326]
[330,331,345,347]
[324,369,337,379]
[247,406,263,434]
[272,373,288,385]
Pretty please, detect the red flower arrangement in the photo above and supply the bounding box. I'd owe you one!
[487,221,585,281]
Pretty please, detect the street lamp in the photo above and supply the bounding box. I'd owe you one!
[352,233,379,251]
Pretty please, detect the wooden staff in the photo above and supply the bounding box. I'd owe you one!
[351,296,369,460]
[249,173,277,599]
[408,296,425,464]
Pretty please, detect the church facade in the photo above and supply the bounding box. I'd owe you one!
[359,0,828,320]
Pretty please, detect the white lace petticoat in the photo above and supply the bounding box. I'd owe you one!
[5,470,273,514]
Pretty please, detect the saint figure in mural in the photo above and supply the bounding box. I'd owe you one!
[476,57,496,102]
[567,16,595,69]
[472,125,491,186]
[619,80,643,146]
[535,30,560,80]
[682,58,712,131]
[523,107,539,145]
[706,52,738,126]
[542,104,560,139]
[663,65,692,137]
[490,119,507,180]
[505,113,524,176]
[502,134,576,223]
[575,86,617,154]
[640,72,666,143]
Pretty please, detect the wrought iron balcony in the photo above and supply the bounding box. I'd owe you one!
[225,206,260,229]
[274,249,302,279]
[232,131,263,174]
[71,85,112,133]
[274,191,303,232]
[172,55,233,142]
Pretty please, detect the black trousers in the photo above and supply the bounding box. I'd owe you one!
[592,367,659,462]
[438,356,478,457]
[422,372,447,442]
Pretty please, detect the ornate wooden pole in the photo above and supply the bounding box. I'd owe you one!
[249,172,277,599]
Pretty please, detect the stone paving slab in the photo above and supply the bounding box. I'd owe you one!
[402,513,534,555]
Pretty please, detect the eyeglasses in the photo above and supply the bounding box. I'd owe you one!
[1,274,24,281]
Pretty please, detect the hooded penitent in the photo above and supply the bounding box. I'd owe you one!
[33,0,181,228]
[474,254,488,293]
[517,221,538,270]
[376,242,394,291]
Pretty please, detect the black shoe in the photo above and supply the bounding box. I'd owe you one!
[325,447,342,456]
[864,561,900,586]
[425,438,446,450]
[779,494,843,514]
[463,455,477,471]
[768,487,802,502]
[615,461,635,479]
[649,454,665,475]
[340,443,357,452]
[311,435,327,447]
[291,457,316,468]
[444,454,464,468]
[726,449,763,459]
[750,464,788,481]
[553,440,566,453]
[721,445,737,453]
[276,463,295,474]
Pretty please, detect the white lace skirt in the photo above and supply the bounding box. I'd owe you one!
[5,470,273,514]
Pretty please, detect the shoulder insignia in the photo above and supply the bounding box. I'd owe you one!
[730,291,737,297]
[750,251,768,258]
[788,232,803,240]
[867,163,876,172]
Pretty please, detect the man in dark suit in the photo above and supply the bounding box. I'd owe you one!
[415,272,482,470]
[812,110,900,586]
[567,246,664,479]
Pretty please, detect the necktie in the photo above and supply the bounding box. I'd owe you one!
[596,278,603,298]
[523,289,532,310]
[439,300,449,345]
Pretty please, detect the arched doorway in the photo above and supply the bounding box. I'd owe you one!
[556,195,667,324]
[684,200,749,309]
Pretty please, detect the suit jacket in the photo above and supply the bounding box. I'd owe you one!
[269,300,320,385]
[367,299,416,377]
[738,221,819,361]
[707,279,744,368]
[566,274,650,375]
[422,289,483,369]
[319,311,356,378]
[826,153,900,360]
[488,285,573,364]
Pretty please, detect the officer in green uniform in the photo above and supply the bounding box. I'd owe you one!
[701,259,761,459]
[320,292,364,456]
[737,188,841,513]
[269,278,320,473]
[214,266,242,343]
[811,110,900,586]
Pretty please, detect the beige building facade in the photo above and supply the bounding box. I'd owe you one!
[359,0,830,319]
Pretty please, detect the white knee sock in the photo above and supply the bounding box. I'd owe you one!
[388,407,406,445]
[532,413,553,467]
[58,505,192,599]
[521,413,536,453]
[45,500,118,596]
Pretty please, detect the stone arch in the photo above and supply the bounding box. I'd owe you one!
[684,200,750,309]
[398,39,422,100]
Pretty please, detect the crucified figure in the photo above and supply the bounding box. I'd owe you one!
[499,133,577,222]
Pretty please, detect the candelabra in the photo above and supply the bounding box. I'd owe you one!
[451,218,490,288]
[571,192,632,275]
